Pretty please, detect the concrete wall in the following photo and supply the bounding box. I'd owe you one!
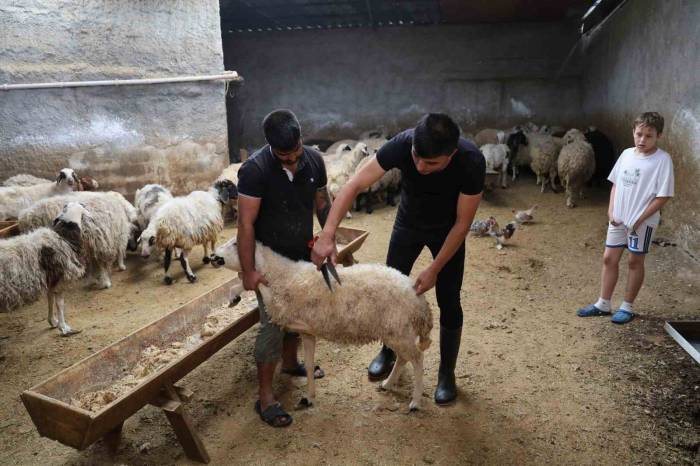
[0,0,229,197]
[223,22,583,149]
[581,0,700,257]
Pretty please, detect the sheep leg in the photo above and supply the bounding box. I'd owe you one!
[366,189,374,214]
[409,353,424,412]
[95,266,112,289]
[179,250,197,283]
[381,355,406,390]
[47,291,58,328]
[202,243,210,263]
[55,292,80,336]
[228,282,244,306]
[163,248,174,285]
[117,249,126,271]
[500,167,508,189]
[300,334,317,407]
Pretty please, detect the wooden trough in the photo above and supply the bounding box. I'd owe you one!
[665,321,700,364]
[21,278,259,463]
[20,227,370,462]
[0,220,19,238]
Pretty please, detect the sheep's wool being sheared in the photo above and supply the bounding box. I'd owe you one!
[70,292,257,412]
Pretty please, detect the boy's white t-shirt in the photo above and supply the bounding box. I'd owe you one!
[608,147,674,228]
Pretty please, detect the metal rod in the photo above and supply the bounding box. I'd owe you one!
[1,71,242,91]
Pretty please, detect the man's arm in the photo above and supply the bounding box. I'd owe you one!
[632,196,671,231]
[314,187,332,228]
[413,192,482,295]
[237,194,268,290]
[311,156,386,266]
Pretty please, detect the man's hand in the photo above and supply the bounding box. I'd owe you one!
[413,267,438,296]
[311,233,337,269]
[240,270,268,291]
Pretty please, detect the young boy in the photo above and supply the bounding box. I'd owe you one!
[577,112,674,324]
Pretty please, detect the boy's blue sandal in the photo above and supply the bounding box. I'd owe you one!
[577,304,611,317]
[611,309,636,324]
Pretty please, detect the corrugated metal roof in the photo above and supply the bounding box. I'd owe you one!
[220,0,593,33]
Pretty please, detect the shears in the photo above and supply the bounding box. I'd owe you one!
[308,236,341,291]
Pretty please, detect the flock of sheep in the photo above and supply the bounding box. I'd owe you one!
[0,169,236,335]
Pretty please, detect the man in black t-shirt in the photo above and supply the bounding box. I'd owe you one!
[312,113,485,405]
[237,110,331,427]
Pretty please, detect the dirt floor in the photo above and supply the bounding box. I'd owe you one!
[1,175,700,465]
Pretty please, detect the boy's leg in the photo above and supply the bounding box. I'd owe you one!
[600,246,625,300]
[611,222,655,323]
[624,253,646,304]
[368,226,423,380]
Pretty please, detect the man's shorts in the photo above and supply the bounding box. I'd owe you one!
[606,220,657,254]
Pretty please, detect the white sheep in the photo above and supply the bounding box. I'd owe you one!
[325,139,358,155]
[0,168,79,220]
[213,239,433,411]
[0,202,88,336]
[139,182,227,285]
[326,142,370,209]
[134,184,174,231]
[2,173,99,191]
[18,191,137,289]
[527,133,563,193]
[480,143,511,189]
[557,129,596,208]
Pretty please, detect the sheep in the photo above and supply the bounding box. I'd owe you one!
[18,191,137,289]
[527,133,563,193]
[353,155,402,214]
[506,130,529,181]
[475,128,506,147]
[480,143,510,189]
[134,184,174,231]
[215,163,241,221]
[3,173,99,191]
[584,126,616,186]
[326,139,358,155]
[212,238,433,411]
[557,129,596,208]
[326,142,370,210]
[0,202,88,336]
[0,168,79,220]
[138,181,228,285]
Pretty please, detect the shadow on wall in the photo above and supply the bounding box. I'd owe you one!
[2,140,227,200]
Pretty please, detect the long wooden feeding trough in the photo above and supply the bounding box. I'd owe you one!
[21,227,370,463]
[21,278,259,463]
[665,321,700,364]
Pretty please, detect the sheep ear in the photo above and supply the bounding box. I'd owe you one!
[56,172,66,184]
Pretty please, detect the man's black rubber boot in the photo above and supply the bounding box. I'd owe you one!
[367,344,395,381]
[434,326,462,405]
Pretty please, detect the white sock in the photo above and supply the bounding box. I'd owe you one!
[595,298,611,312]
[620,301,634,313]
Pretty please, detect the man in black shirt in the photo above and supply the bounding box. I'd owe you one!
[237,110,331,426]
[312,113,484,405]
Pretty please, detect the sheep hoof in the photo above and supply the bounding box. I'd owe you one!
[164,276,174,285]
[297,397,313,409]
[202,256,211,264]
[409,402,420,412]
[229,295,242,307]
[60,327,82,337]
[187,274,198,283]
[118,264,126,271]
[48,319,58,328]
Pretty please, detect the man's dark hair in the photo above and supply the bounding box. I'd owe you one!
[263,109,301,151]
[412,113,460,158]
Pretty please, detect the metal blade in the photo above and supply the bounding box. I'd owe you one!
[326,261,341,286]
[320,264,333,291]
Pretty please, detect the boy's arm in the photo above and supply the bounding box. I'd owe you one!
[608,184,621,226]
[632,197,671,231]
[413,192,482,295]
[311,157,386,266]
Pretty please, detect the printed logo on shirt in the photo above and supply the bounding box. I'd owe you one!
[622,168,641,187]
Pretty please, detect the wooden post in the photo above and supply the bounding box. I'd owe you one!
[151,382,210,464]
[103,422,123,453]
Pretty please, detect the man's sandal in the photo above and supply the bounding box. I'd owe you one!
[281,363,325,379]
[254,400,293,428]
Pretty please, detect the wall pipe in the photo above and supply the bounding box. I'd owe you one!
[0,70,242,91]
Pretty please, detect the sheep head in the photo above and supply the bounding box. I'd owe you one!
[56,168,79,188]
[212,237,241,270]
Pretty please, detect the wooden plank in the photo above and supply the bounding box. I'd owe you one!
[161,382,210,463]
[103,422,123,453]
[20,391,92,450]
